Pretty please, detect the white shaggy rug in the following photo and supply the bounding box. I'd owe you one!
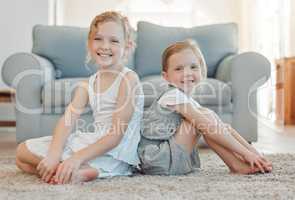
[0,151,294,200]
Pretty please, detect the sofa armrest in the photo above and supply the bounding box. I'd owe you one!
[231,52,270,141]
[2,53,55,113]
[215,54,236,83]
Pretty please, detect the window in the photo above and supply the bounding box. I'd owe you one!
[54,0,239,28]
[241,0,290,120]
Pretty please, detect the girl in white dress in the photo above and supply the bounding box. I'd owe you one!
[15,11,143,184]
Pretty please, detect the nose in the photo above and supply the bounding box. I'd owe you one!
[101,40,109,49]
[184,66,193,76]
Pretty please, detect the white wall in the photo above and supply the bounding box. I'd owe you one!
[0,0,50,90]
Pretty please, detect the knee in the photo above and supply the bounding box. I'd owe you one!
[181,120,196,135]
[15,156,27,171]
[15,157,24,171]
[16,142,28,162]
[16,143,24,158]
[15,157,36,174]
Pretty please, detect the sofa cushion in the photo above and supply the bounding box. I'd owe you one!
[42,105,92,115]
[141,75,169,107]
[32,25,135,78]
[41,77,92,114]
[141,75,232,108]
[42,77,84,108]
[135,21,238,78]
[41,76,159,111]
[42,76,231,113]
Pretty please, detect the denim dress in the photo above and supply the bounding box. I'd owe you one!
[138,85,201,175]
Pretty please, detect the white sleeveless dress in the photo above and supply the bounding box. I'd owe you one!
[25,67,144,178]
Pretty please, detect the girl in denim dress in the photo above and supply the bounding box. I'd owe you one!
[138,39,272,175]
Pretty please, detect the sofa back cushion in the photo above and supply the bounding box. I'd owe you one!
[41,76,232,113]
[135,21,238,78]
[32,25,135,78]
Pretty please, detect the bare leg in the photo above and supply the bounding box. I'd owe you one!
[16,157,38,175]
[203,136,262,174]
[204,111,272,172]
[73,166,99,183]
[174,120,201,153]
[173,119,263,174]
[15,142,42,174]
[16,142,98,184]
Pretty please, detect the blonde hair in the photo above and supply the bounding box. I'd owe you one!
[162,39,207,80]
[86,11,135,64]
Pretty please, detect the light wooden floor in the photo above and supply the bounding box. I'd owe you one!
[253,121,295,154]
[0,122,295,157]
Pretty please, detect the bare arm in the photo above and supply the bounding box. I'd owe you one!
[37,80,89,182]
[47,81,89,159]
[205,111,260,155]
[72,71,140,163]
[173,103,252,158]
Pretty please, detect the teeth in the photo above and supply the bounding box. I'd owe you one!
[97,52,112,57]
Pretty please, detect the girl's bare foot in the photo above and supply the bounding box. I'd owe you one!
[70,167,98,184]
[230,161,272,174]
[47,166,98,184]
[230,166,260,174]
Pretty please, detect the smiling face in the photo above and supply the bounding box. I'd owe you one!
[163,48,202,94]
[89,21,126,70]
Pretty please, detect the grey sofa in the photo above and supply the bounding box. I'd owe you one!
[2,21,270,143]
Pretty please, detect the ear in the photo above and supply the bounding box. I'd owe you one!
[123,41,133,60]
[162,71,169,81]
[124,40,134,52]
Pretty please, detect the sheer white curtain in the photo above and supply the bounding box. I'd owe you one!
[240,0,290,120]
[55,0,239,28]
[241,0,290,58]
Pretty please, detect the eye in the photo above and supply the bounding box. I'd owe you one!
[191,64,200,70]
[175,66,184,71]
[111,39,119,43]
[110,37,120,43]
[94,37,102,41]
